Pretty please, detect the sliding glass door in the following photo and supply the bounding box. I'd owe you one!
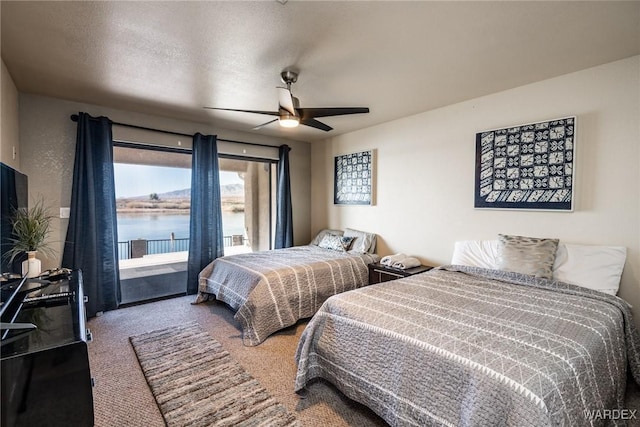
[113,144,275,305]
[113,144,191,304]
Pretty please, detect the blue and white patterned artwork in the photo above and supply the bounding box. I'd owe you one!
[475,117,575,210]
[334,150,373,205]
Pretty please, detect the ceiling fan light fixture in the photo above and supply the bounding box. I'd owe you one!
[278,115,299,128]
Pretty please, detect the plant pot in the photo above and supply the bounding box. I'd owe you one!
[22,251,42,278]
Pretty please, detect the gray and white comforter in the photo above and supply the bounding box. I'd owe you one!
[196,245,379,346]
[295,265,640,426]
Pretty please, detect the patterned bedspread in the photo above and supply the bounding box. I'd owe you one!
[295,265,640,426]
[195,245,379,346]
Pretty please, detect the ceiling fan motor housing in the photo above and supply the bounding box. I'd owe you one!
[281,70,298,85]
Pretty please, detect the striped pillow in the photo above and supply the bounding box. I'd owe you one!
[497,234,559,279]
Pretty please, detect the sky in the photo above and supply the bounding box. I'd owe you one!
[114,164,244,198]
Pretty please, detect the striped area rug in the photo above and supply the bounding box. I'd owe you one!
[129,321,300,426]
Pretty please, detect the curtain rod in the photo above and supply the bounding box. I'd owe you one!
[69,114,280,149]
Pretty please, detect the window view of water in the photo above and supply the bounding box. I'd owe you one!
[114,162,246,259]
[116,212,246,243]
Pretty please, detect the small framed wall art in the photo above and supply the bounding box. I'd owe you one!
[474,116,576,211]
[334,149,375,205]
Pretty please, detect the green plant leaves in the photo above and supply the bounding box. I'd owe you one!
[3,198,57,263]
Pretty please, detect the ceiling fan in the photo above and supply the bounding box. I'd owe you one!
[204,70,369,132]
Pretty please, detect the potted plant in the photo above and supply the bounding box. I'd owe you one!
[4,198,56,278]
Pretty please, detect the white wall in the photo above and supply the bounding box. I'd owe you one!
[1,59,20,169]
[18,94,311,270]
[312,56,640,322]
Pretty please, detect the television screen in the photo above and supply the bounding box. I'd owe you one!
[1,162,28,273]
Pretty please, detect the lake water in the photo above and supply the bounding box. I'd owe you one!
[117,212,245,242]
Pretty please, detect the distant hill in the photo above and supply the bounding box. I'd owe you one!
[155,188,190,199]
[119,183,243,200]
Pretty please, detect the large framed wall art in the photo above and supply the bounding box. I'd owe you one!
[334,149,374,205]
[475,117,576,211]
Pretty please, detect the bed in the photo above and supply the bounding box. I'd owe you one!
[295,235,640,426]
[195,228,379,346]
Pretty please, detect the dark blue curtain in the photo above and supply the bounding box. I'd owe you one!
[274,144,293,249]
[62,112,120,318]
[187,133,224,294]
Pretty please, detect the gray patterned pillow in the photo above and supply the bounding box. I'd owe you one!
[310,229,343,246]
[497,234,559,279]
[318,234,355,252]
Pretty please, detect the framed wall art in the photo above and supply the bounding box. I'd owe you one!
[474,116,576,211]
[334,149,374,205]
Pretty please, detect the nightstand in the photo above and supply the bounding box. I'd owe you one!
[368,262,433,285]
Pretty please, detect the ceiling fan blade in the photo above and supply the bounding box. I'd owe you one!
[277,87,296,116]
[300,118,333,132]
[299,107,369,119]
[204,107,279,116]
[252,118,278,130]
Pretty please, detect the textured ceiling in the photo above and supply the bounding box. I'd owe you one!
[2,1,639,142]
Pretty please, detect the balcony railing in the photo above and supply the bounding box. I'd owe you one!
[117,235,247,260]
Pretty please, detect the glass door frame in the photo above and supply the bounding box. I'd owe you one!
[218,153,277,251]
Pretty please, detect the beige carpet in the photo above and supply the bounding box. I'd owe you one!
[88,295,640,427]
[88,295,386,427]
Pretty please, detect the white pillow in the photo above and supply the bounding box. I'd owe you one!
[553,244,626,295]
[343,228,377,253]
[310,229,343,246]
[451,239,627,295]
[451,240,499,269]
